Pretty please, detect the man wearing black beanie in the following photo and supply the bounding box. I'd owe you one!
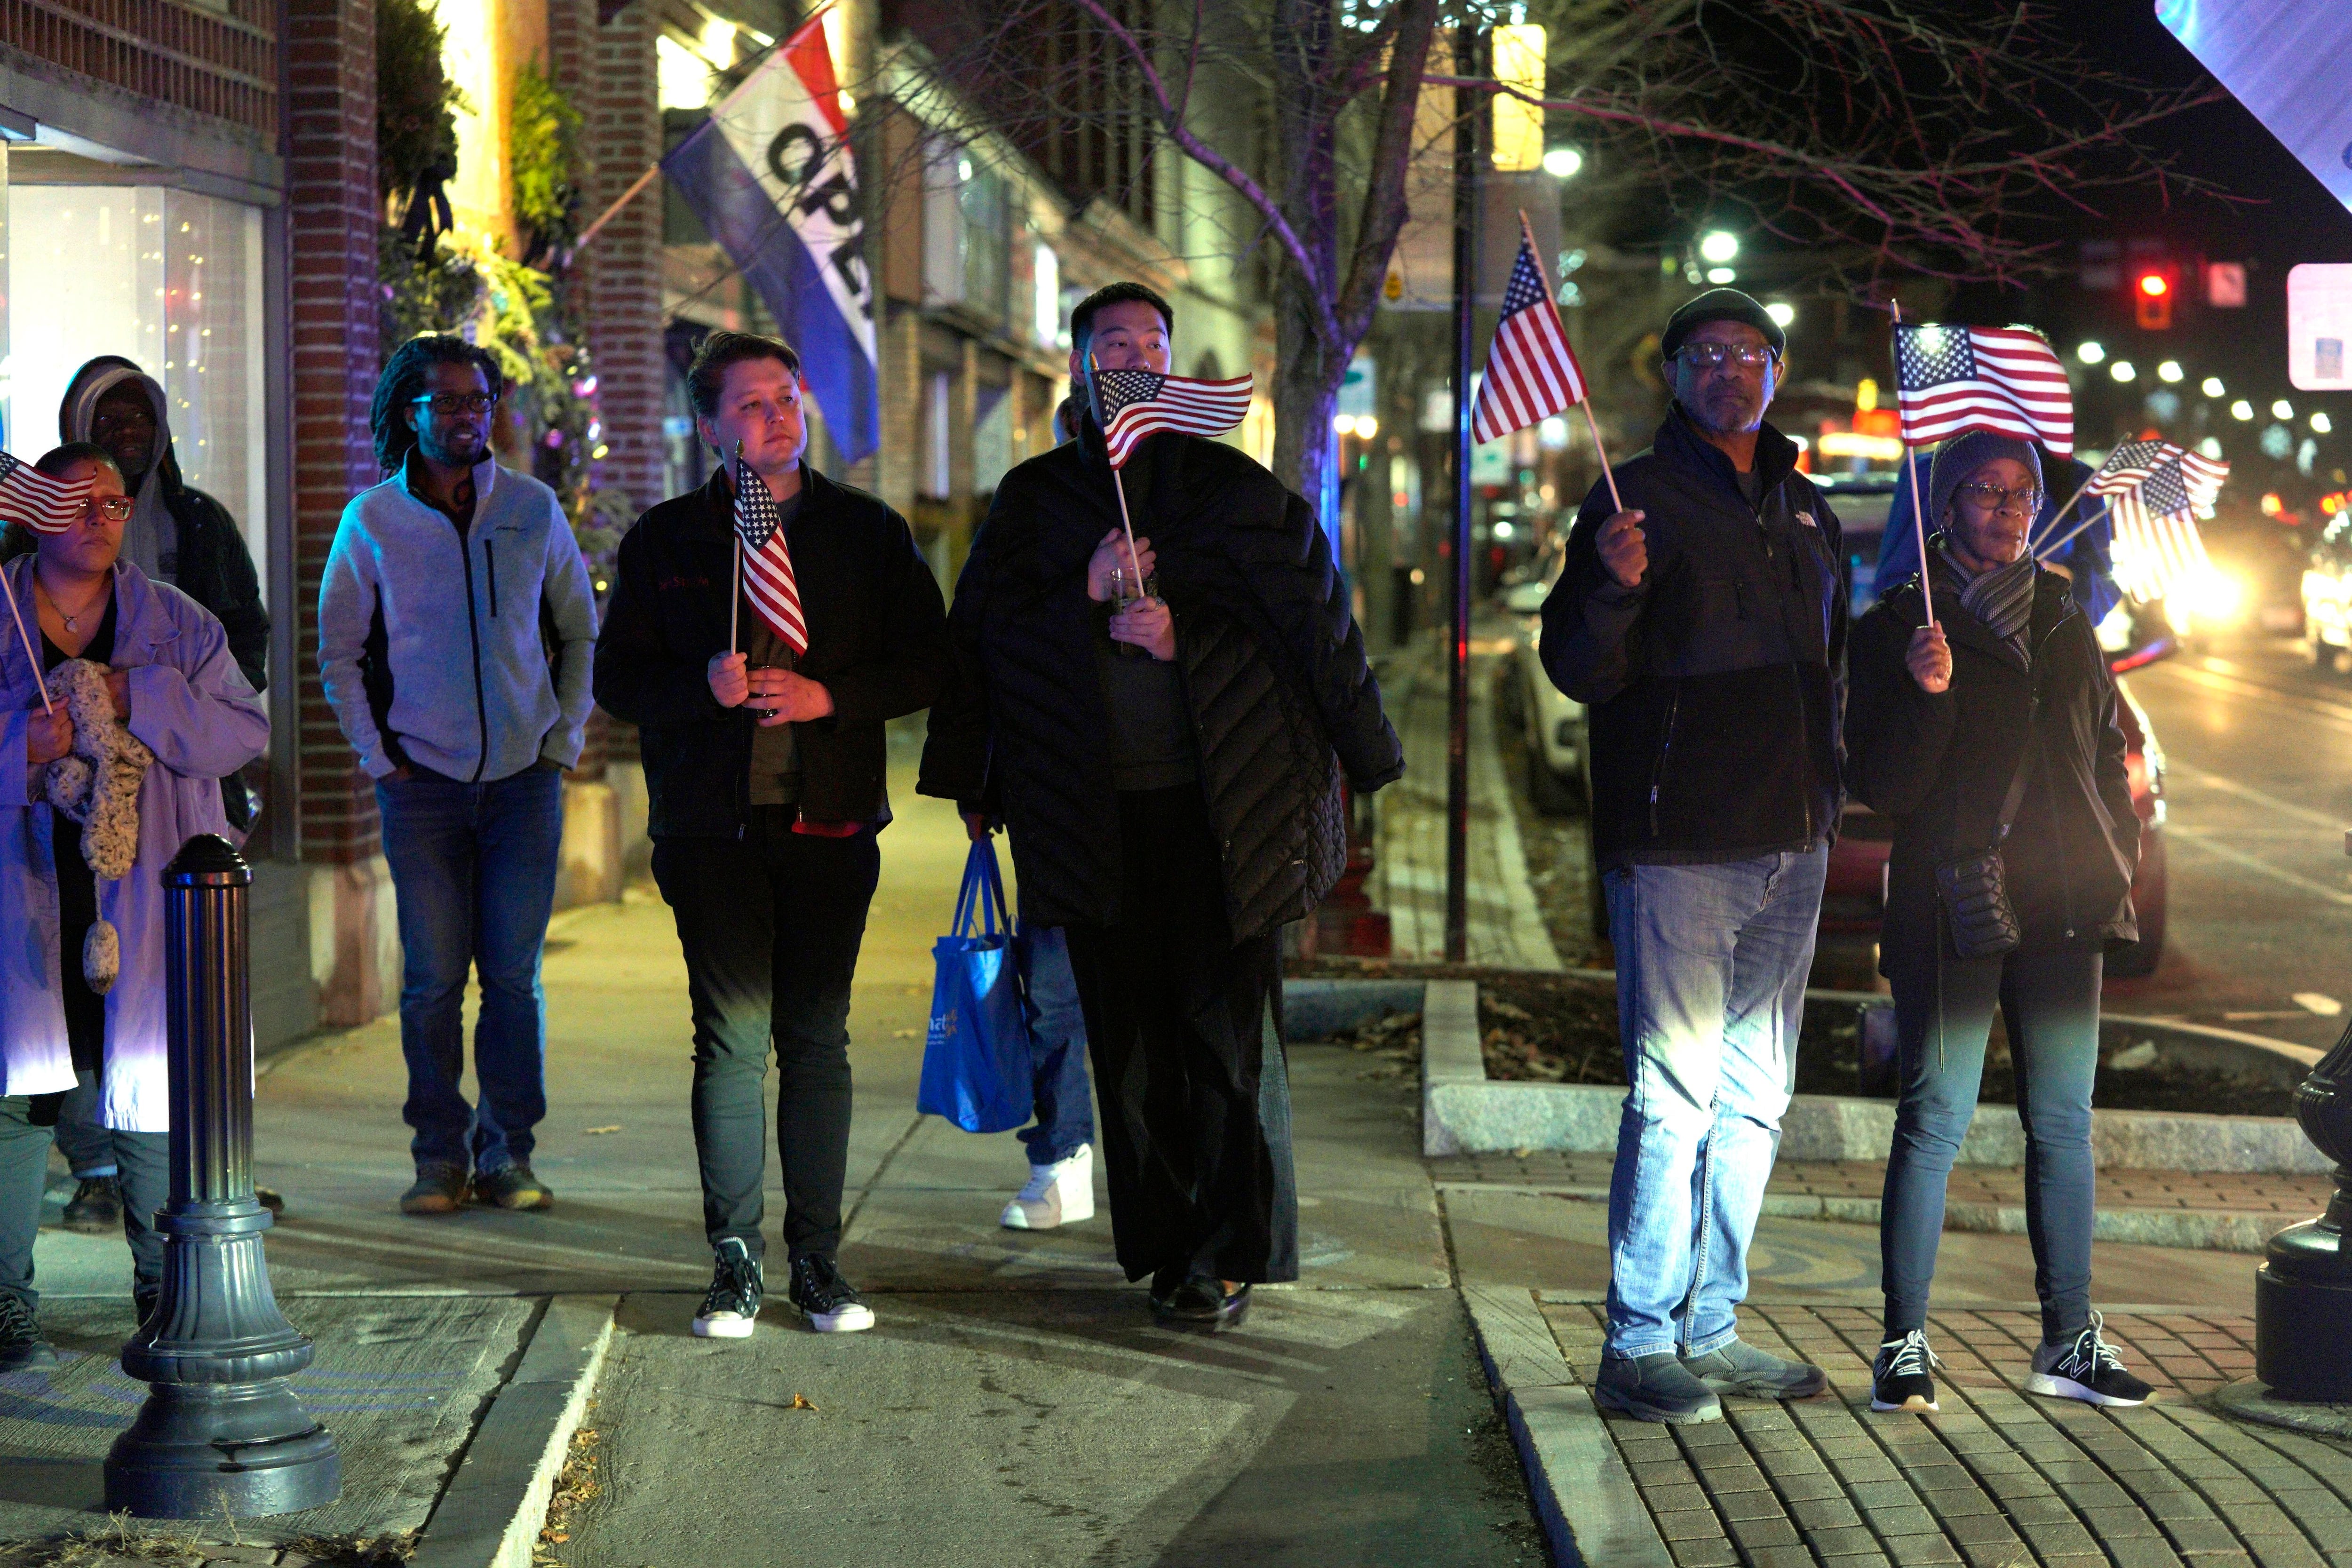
[1538,287,1844,1423]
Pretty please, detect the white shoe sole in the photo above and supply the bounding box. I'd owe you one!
[692,1313,756,1339]
[802,1303,875,1333]
[1871,1393,1939,1413]
[2025,1371,2146,1406]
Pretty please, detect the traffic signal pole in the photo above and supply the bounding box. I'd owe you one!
[1446,25,1484,964]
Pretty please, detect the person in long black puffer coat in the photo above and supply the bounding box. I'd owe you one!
[921,282,1401,1332]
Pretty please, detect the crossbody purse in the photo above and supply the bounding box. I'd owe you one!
[1932,691,2040,961]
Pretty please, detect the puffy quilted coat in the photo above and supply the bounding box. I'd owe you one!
[920,423,1402,940]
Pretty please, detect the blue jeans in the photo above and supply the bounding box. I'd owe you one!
[1016,926,1093,1166]
[0,1094,167,1309]
[1602,846,1827,1360]
[1882,944,2100,1345]
[377,765,565,1176]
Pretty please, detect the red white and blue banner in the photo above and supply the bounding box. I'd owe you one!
[662,15,879,462]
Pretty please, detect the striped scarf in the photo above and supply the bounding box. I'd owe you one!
[1937,544,2036,665]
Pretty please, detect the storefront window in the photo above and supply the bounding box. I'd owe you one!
[4,185,270,602]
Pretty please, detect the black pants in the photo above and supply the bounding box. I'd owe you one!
[1065,786,1296,1286]
[0,1085,168,1310]
[651,809,881,1264]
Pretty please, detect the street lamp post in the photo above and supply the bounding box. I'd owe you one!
[1446,23,1485,965]
[104,835,340,1517]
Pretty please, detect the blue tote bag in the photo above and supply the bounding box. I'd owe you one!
[916,839,1037,1134]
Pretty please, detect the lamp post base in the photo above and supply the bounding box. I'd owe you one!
[2255,1210,2352,1401]
[103,1382,342,1518]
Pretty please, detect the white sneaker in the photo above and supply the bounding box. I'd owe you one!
[1000,1144,1096,1230]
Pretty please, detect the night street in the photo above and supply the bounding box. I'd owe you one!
[2113,638,2352,1051]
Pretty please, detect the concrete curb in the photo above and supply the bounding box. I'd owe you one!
[2208,1376,2352,1438]
[1392,974,2333,1173]
[1461,1284,1671,1568]
[1438,1180,2302,1255]
[411,1293,617,1568]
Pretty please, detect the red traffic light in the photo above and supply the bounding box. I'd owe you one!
[2134,265,2176,329]
[2138,272,2170,297]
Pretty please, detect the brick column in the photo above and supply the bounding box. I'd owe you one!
[286,0,403,1025]
[285,0,381,866]
[580,0,663,516]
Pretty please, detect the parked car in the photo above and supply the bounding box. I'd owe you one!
[1502,541,1588,814]
[2304,510,2352,670]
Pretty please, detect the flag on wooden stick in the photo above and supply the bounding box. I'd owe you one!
[1472,217,1589,443]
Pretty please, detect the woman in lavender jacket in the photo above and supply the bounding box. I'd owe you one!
[0,443,268,1370]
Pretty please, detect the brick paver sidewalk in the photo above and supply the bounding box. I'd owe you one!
[1526,1296,2352,1568]
[1436,1151,2336,1234]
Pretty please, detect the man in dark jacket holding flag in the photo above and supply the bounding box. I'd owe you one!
[1540,289,1845,1423]
[594,330,948,1341]
[921,282,1402,1330]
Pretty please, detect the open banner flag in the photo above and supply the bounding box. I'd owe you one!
[0,452,91,533]
[663,16,879,462]
[1472,217,1589,443]
[1091,368,1253,468]
[1894,323,2074,458]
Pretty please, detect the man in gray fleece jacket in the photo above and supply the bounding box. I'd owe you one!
[318,334,598,1217]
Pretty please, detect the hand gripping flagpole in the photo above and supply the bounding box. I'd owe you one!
[1890,301,1936,628]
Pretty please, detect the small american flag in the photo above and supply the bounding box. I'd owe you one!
[0,452,92,534]
[1092,368,1254,469]
[2109,454,2215,604]
[733,467,807,656]
[2083,438,2177,499]
[1894,323,2074,457]
[1472,219,1589,443]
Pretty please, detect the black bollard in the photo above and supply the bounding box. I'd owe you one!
[104,834,341,1517]
[2250,830,2352,1401]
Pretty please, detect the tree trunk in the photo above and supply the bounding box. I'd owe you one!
[1269,269,1343,522]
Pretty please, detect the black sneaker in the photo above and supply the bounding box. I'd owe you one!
[62,1175,122,1234]
[0,1293,57,1372]
[2026,1313,2153,1406]
[787,1253,874,1334]
[471,1164,554,1211]
[692,1239,763,1340]
[1872,1329,1942,1413]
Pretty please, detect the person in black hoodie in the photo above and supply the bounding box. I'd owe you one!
[1540,289,1844,1423]
[594,331,948,1340]
[921,283,1402,1331]
[1846,430,2152,1416]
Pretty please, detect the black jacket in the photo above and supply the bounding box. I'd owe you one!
[1540,408,1847,868]
[1844,558,2140,976]
[592,464,948,838]
[919,424,1403,940]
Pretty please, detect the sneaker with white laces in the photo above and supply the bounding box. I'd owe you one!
[2026,1312,2153,1406]
[691,1238,763,1339]
[788,1253,875,1334]
[1001,1144,1095,1230]
[1872,1329,1943,1413]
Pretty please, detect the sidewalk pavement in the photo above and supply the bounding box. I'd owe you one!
[1,724,1551,1565]
[1434,1151,2339,1256]
[1372,638,1564,970]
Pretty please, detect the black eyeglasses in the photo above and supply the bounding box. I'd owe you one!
[411,392,499,417]
[1675,342,1780,370]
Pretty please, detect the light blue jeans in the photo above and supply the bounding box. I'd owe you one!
[1016,926,1094,1167]
[1602,846,1827,1360]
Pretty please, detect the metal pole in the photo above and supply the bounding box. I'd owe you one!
[1445,24,1484,964]
[106,835,340,1517]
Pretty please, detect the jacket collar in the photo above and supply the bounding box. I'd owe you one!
[399,452,501,515]
[1655,404,1801,503]
[691,460,829,539]
[1910,548,2077,666]
[1,556,176,683]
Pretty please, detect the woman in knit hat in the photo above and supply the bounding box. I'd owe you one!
[1844,430,2151,1415]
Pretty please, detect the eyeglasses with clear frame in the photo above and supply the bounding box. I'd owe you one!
[1675,342,1780,371]
[87,496,135,524]
[1952,482,2043,515]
